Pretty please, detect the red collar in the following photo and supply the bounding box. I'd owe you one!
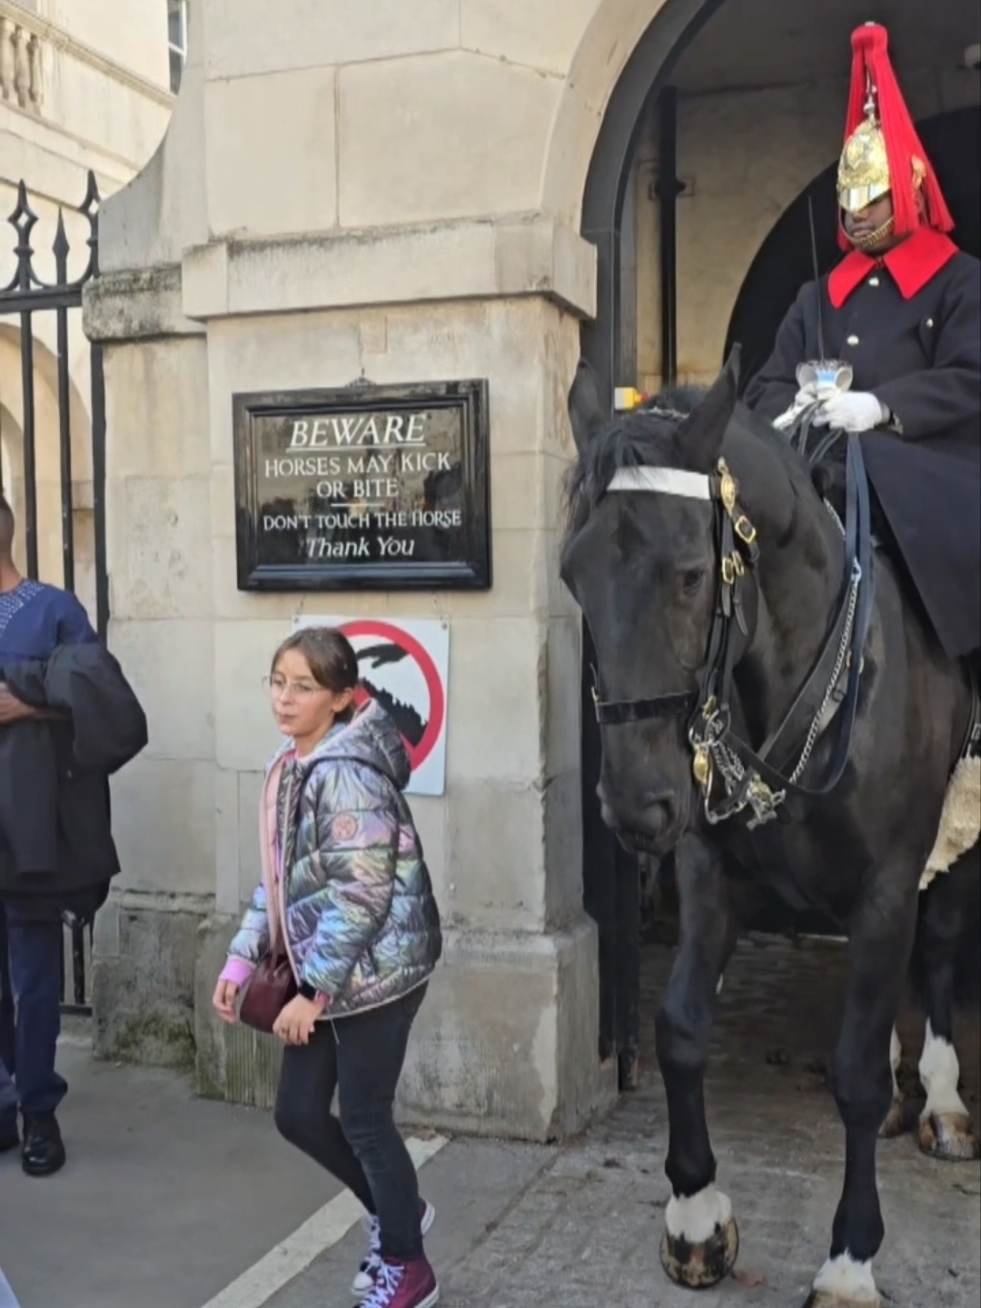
[828,227,959,308]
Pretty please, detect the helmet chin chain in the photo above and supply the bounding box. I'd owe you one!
[849,214,896,253]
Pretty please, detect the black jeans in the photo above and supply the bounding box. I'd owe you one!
[274,984,427,1262]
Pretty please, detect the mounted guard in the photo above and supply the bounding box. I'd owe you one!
[561,31,980,1308]
[745,21,981,665]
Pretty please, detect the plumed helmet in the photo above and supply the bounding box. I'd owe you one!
[836,23,953,248]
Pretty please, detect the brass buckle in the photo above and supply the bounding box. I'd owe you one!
[734,514,757,545]
[721,556,735,586]
[692,744,712,791]
[717,458,738,516]
[731,550,745,577]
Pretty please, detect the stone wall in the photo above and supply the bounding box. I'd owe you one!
[83,0,643,1139]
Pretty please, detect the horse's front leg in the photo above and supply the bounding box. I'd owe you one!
[655,833,739,1289]
[804,892,918,1308]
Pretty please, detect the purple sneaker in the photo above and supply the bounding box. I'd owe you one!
[351,1201,435,1301]
[359,1258,438,1308]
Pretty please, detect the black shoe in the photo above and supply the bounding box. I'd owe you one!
[0,1120,18,1154]
[21,1113,66,1177]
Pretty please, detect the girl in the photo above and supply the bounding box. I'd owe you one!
[212,627,442,1308]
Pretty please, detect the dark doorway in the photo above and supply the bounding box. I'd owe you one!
[726,106,981,386]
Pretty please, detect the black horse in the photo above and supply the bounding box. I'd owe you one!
[562,351,979,1308]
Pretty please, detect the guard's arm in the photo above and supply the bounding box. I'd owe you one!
[872,266,981,440]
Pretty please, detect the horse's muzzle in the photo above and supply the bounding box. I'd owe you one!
[599,788,683,857]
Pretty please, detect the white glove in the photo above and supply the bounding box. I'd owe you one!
[772,382,819,431]
[812,391,887,433]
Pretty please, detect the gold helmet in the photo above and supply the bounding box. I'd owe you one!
[836,24,952,246]
[837,93,890,215]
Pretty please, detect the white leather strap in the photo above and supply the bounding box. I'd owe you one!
[607,466,712,500]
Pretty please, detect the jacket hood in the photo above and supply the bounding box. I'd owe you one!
[286,699,412,791]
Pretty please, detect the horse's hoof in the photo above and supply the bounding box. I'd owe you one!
[918,1111,981,1161]
[802,1253,881,1307]
[660,1215,739,1288]
[878,1098,906,1139]
[801,1294,881,1308]
[618,1047,641,1093]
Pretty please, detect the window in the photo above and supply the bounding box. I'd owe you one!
[168,0,188,94]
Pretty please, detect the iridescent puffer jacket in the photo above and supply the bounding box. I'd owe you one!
[226,700,441,1018]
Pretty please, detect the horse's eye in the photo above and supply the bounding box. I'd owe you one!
[680,568,705,595]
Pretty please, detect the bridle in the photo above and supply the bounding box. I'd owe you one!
[591,423,875,829]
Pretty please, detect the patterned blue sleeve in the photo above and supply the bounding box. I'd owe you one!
[55,592,98,646]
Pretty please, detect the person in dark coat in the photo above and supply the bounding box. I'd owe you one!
[745,23,981,662]
[0,497,147,1176]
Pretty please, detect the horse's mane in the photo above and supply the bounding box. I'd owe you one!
[564,384,824,538]
[565,386,706,534]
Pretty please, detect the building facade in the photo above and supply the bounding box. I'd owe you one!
[82,0,979,1140]
[0,0,172,612]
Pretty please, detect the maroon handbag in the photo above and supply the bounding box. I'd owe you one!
[238,952,297,1034]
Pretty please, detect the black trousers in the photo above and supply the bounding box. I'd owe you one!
[274,984,427,1262]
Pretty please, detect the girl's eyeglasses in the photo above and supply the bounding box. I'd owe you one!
[262,676,326,700]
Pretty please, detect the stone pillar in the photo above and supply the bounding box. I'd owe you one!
[83,0,636,1139]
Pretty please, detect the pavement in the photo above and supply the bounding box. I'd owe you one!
[0,938,978,1308]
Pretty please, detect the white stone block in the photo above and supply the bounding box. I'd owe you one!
[204,68,338,238]
[214,619,290,773]
[543,767,583,927]
[338,52,561,226]
[104,337,210,479]
[399,918,613,1140]
[182,218,595,322]
[205,0,461,79]
[237,771,266,906]
[443,780,546,930]
[108,475,213,621]
[110,757,216,896]
[108,619,215,762]
[491,453,542,532]
[545,616,581,777]
[444,617,544,783]
[206,315,362,465]
[214,768,240,915]
[406,794,447,901]
[461,0,597,75]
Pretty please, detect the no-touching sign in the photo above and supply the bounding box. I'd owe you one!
[293,616,449,796]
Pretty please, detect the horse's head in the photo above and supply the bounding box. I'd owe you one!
[561,352,742,855]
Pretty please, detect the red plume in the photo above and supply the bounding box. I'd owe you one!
[840,23,953,245]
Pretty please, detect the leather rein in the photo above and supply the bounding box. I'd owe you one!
[591,421,875,829]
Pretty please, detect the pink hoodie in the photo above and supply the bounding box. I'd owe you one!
[218,749,294,990]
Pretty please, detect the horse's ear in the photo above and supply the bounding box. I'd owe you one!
[567,359,607,455]
[678,345,741,473]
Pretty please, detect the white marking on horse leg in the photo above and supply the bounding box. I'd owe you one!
[889,1026,901,1103]
[665,1183,733,1244]
[812,1252,879,1303]
[919,1020,969,1119]
[716,973,724,996]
